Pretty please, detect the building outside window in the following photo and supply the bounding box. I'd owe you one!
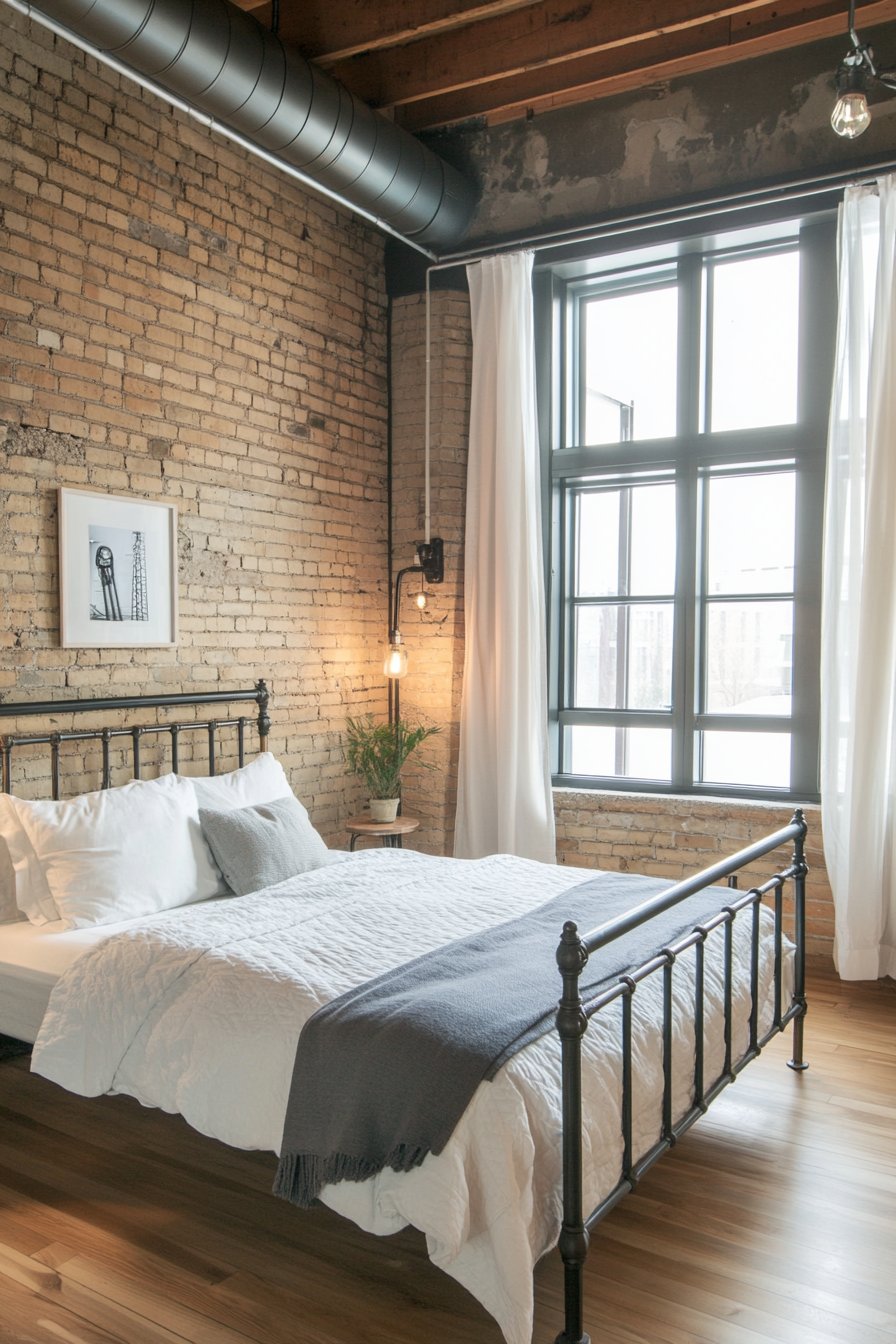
[536,213,836,802]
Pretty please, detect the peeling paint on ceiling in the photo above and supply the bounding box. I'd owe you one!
[424,23,896,244]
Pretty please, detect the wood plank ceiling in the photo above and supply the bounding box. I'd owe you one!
[230,0,896,130]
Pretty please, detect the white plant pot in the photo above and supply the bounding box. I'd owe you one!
[369,798,400,823]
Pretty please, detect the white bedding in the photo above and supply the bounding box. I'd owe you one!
[0,901,234,1043]
[31,848,790,1344]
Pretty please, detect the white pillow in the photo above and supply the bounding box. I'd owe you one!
[184,752,293,813]
[0,839,24,924]
[0,774,220,930]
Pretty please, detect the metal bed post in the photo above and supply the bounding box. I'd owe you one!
[555,921,591,1344]
[788,808,809,1071]
[256,679,270,752]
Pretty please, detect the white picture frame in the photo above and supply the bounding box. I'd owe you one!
[58,487,178,648]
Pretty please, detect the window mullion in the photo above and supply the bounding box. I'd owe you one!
[703,262,714,434]
[560,489,575,763]
[671,254,701,790]
[673,459,698,789]
[616,488,632,773]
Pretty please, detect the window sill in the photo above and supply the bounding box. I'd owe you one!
[552,784,820,814]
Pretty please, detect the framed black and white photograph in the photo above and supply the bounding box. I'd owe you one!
[58,488,178,648]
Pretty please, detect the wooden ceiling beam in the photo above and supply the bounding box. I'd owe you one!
[230,0,544,63]
[392,0,896,128]
[327,1,782,107]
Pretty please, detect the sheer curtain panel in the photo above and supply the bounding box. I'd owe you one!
[821,176,896,980]
[454,252,556,862]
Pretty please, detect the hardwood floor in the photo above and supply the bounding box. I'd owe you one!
[0,965,893,1344]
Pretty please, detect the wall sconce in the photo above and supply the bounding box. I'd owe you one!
[384,538,444,681]
[831,0,896,138]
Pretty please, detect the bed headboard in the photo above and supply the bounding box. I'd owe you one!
[0,680,271,798]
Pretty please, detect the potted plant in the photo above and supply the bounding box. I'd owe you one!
[343,714,440,822]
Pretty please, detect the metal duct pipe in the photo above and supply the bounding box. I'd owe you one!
[27,0,478,250]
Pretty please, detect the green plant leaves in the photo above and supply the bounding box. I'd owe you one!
[343,714,440,799]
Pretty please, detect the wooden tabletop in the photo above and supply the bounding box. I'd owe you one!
[345,815,420,835]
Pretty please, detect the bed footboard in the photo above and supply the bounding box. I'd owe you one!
[554,809,808,1344]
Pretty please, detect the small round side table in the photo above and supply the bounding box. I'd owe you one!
[346,815,419,851]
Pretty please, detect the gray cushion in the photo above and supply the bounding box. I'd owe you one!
[199,795,334,897]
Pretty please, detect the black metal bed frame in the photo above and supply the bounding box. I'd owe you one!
[0,681,271,795]
[553,808,808,1344]
[0,685,807,1344]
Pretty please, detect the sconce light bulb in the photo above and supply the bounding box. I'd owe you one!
[832,89,871,137]
[383,637,408,679]
[416,591,427,609]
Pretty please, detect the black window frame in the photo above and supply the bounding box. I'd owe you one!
[536,212,837,804]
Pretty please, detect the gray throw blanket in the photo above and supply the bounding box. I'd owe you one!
[274,871,732,1208]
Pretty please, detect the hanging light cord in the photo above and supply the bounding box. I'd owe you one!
[845,0,896,87]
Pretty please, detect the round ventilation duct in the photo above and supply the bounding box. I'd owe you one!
[33,0,478,249]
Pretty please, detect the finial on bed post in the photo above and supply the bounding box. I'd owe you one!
[788,808,809,1073]
[255,679,270,753]
[555,921,591,1344]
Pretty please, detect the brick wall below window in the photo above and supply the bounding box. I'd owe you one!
[555,790,832,958]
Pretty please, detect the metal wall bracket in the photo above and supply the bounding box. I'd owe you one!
[416,538,444,584]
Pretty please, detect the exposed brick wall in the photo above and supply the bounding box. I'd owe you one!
[390,291,836,959]
[389,290,471,855]
[0,13,388,838]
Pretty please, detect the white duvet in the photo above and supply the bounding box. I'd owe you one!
[32,848,789,1344]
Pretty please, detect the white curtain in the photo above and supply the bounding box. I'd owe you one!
[454,251,555,863]
[821,175,896,980]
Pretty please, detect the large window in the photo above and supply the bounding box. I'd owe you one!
[538,216,835,801]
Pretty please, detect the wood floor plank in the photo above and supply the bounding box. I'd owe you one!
[0,1272,130,1344]
[0,1243,187,1344]
[591,1238,896,1342]
[0,966,893,1343]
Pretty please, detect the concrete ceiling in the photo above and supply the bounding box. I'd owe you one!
[230,0,896,130]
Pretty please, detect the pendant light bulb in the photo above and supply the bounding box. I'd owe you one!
[416,590,427,610]
[832,88,871,136]
[832,50,872,138]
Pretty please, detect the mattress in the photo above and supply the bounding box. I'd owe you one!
[0,898,235,1043]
